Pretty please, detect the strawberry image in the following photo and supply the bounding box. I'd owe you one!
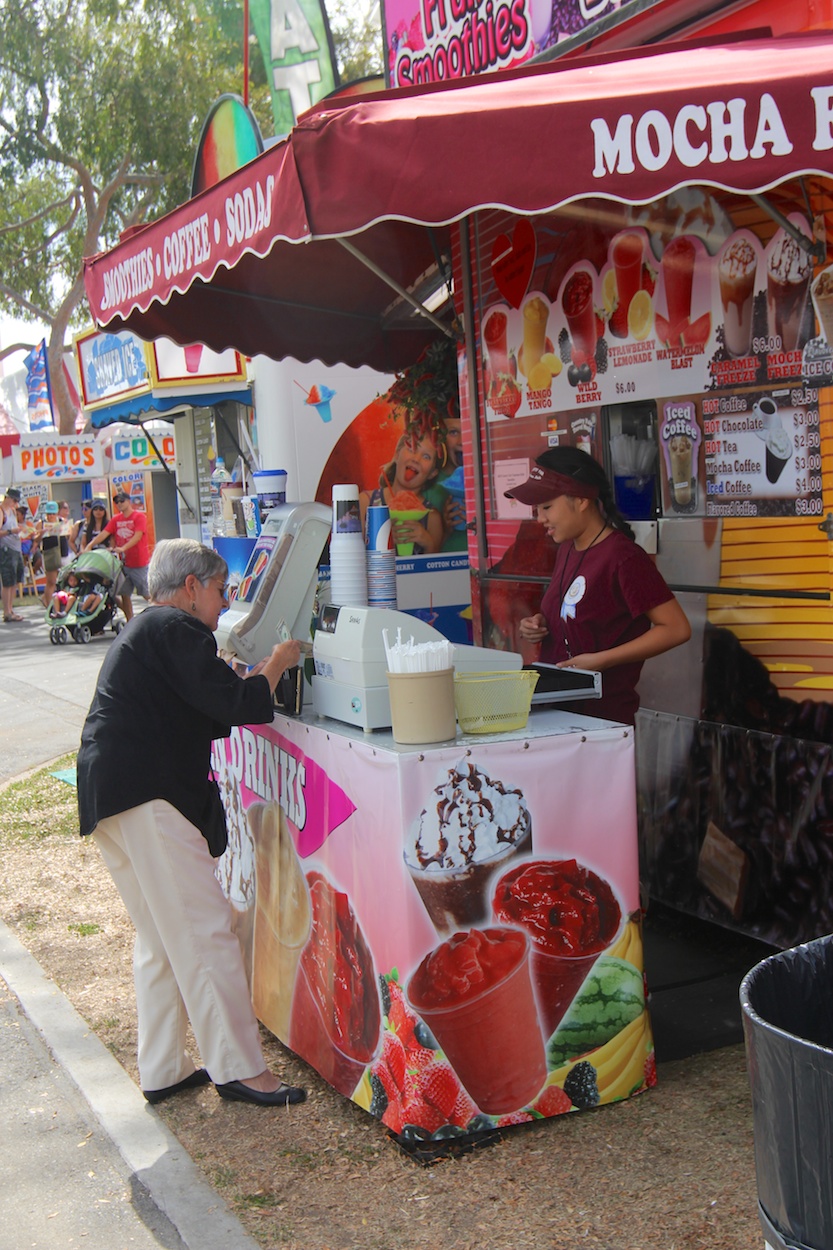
[381,1097,405,1135]
[374,1056,400,1104]
[406,1043,437,1072]
[644,1051,657,1088]
[419,1061,460,1119]
[403,1096,447,1135]
[382,1030,407,1090]
[450,1087,479,1129]
[533,1084,573,1117]
[387,985,416,1050]
[497,1110,534,1127]
[609,301,629,339]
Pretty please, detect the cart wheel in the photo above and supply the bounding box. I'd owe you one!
[77,625,92,644]
[113,619,123,635]
[56,625,69,645]
[49,627,58,645]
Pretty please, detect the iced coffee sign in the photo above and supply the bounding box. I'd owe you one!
[700,388,822,519]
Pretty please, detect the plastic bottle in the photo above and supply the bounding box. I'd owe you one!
[210,457,231,536]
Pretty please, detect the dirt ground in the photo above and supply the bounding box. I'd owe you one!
[0,805,764,1250]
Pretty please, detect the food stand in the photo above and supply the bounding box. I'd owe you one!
[82,28,833,1120]
[211,706,651,1141]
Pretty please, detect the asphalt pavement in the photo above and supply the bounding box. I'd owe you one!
[0,598,261,1250]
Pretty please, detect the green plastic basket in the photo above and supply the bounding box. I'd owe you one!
[454,670,539,734]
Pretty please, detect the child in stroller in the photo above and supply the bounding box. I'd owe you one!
[49,571,103,620]
[46,548,125,645]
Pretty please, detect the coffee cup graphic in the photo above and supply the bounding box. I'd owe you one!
[753,397,778,428]
[754,399,792,484]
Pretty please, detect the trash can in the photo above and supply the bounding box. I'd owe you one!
[740,936,833,1250]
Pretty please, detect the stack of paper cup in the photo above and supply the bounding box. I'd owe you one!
[365,504,397,609]
[330,484,367,607]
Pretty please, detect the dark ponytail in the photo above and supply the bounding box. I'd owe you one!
[535,446,635,541]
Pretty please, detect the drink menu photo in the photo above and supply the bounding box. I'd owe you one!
[477,199,826,427]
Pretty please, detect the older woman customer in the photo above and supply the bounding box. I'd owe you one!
[77,539,306,1108]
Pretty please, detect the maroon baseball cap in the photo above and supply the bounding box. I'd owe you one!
[504,464,599,505]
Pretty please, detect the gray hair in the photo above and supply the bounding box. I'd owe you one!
[148,539,227,600]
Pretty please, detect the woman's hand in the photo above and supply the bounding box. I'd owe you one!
[518,613,549,643]
[252,640,302,693]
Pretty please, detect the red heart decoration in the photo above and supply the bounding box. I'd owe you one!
[491,219,537,309]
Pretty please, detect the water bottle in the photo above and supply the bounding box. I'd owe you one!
[210,457,231,536]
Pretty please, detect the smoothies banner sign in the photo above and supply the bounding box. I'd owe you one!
[214,716,654,1140]
[382,0,648,87]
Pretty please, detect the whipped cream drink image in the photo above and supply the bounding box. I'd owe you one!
[767,230,811,352]
[719,237,757,358]
[812,265,833,345]
[405,761,532,935]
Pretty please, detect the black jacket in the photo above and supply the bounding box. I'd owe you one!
[77,606,273,839]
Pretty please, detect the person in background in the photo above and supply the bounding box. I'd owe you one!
[57,500,73,565]
[0,486,25,622]
[88,491,149,621]
[39,500,64,607]
[77,539,307,1107]
[507,446,691,726]
[80,499,111,551]
[71,500,92,553]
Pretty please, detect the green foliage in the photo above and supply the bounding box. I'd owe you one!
[0,753,79,843]
[68,921,101,937]
[327,0,384,84]
[0,0,263,368]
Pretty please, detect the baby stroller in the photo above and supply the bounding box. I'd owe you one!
[46,548,125,645]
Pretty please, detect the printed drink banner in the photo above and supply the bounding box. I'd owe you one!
[383,0,646,89]
[213,716,655,1140]
[655,388,822,520]
[480,210,823,423]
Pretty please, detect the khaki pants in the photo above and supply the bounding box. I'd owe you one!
[93,800,265,1090]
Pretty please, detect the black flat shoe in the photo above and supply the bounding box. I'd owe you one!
[215,1080,307,1106]
[143,1068,211,1105]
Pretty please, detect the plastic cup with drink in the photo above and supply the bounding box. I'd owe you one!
[719,236,758,358]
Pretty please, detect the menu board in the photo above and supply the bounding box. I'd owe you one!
[656,387,822,520]
[480,210,822,424]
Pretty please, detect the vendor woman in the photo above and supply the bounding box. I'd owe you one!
[506,446,691,725]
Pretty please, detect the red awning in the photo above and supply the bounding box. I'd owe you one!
[83,31,833,371]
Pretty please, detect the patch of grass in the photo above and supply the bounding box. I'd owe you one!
[237,1192,279,1210]
[0,753,79,844]
[13,904,45,931]
[210,1165,237,1189]
[68,921,101,937]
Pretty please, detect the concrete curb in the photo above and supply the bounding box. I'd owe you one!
[0,917,261,1250]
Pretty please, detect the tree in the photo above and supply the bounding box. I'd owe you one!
[326,0,384,85]
[0,0,264,432]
